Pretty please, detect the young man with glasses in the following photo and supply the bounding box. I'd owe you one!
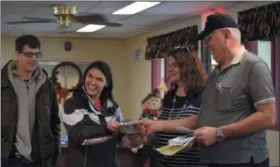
[1,35,61,167]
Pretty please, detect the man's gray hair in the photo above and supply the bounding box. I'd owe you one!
[229,28,241,40]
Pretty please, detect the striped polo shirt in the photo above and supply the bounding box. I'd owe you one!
[155,91,202,167]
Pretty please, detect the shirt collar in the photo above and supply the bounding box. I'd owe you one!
[230,45,246,65]
[218,45,246,72]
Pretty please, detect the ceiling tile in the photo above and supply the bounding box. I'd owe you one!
[0,1,254,38]
[122,14,180,26]
[87,1,133,14]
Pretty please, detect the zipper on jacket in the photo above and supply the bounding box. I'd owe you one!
[83,147,88,167]
[34,84,46,162]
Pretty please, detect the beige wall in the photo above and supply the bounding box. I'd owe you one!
[1,1,278,166]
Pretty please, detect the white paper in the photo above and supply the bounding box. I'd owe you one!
[119,121,139,134]
[156,135,195,156]
[168,136,195,146]
[82,136,112,146]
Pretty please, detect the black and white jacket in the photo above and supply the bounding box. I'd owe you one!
[63,87,123,167]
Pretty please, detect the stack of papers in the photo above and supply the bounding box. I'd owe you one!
[156,127,196,156]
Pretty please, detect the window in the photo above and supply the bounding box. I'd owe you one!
[151,58,165,90]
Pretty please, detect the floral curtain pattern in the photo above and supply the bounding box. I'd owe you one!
[238,2,280,43]
[145,25,198,60]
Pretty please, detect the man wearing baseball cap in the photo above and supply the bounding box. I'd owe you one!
[134,12,276,167]
[194,12,276,167]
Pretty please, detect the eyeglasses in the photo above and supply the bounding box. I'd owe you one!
[21,52,43,58]
[169,45,191,55]
[204,29,223,43]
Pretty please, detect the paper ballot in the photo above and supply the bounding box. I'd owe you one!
[156,126,196,156]
[168,136,195,146]
[82,136,112,146]
[119,120,139,135]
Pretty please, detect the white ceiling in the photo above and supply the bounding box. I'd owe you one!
[1,1,241,38]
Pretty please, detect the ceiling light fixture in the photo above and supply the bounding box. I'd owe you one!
[113,2,161,15]
[76,24,105,33]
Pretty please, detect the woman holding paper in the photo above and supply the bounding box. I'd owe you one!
[140,45,207,167]
[62,61,142,167]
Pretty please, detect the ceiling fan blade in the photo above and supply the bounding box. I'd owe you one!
[58,31,77,34]
[92,21,123,27]
[74,14,107,24]
[6,20,53,24]
[22,17,57,22]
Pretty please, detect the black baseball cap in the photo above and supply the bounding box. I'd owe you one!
[197,12,238,40]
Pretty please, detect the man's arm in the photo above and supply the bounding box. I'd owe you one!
[156,115,198,132]
[220,103,276,137]
[50,88,61,165]
[220,61,276,137]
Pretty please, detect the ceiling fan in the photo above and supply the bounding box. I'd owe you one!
[6,5,123,28]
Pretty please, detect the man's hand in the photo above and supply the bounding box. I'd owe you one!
[107,121,120,132]
[194,127,217,146]
[133,119,161,136]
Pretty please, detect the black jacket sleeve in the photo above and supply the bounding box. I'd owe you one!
[63,98,110,144]
[50,88,61,165]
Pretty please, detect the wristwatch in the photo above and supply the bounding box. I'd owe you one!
[216,127,225,142]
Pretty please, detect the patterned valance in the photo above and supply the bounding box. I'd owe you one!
[238,2,280,43]
[145,25,198,60]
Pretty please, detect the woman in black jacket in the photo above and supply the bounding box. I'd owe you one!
[63,61,139,167]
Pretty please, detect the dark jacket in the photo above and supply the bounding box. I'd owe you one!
[63,86,123,167]
[1,60,61,167]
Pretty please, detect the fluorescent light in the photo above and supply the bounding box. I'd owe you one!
[76,24,105,33]
[113,2,161,15]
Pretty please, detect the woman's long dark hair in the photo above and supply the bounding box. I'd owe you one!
[82,61,118,114]
[168,45,207,98]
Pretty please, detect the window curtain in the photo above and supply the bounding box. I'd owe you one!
[238,2,280,43]
[145,25,198,60]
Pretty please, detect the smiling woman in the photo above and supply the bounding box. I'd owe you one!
[62,60,144,167]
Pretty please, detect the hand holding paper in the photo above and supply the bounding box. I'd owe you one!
[156,135,195,156]
[107,121,120,132]
[155,126,196,156]
[194,126,217,146]
[133,119,160,135]
[119,120,140,134]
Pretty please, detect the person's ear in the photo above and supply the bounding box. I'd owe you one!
[224,29,231,40]
[16,51,21,59]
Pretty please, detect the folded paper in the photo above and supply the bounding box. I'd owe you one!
[156,126,196,156]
